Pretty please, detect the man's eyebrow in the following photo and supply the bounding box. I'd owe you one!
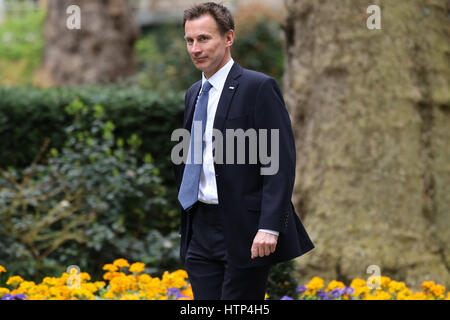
[184,34,211,40]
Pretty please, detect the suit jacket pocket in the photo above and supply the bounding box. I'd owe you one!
[225,114,249,129]
[244,194,262,212]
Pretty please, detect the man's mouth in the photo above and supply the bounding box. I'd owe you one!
[194,57,207,62]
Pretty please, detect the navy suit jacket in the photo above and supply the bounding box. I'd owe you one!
[173,61,314,268]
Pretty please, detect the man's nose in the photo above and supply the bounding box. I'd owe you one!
[191,41,201,54]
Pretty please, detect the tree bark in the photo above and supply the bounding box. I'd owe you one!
[37,0,139,86]
[283,0,450,289]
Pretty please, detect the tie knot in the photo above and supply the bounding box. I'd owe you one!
[201,81,213,94]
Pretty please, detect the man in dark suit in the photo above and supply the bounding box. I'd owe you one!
[172,2,314,300]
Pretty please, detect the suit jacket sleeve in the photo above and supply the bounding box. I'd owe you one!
[253,77,296,234]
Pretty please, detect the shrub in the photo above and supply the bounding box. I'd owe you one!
[0,86,185,234]
[0,99,180,281]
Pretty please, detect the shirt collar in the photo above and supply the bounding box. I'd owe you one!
[201,58,234,92]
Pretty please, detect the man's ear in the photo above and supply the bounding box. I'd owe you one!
[226,29,234,47]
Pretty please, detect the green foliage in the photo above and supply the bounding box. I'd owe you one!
[232,18,285,87]
[266,260,300,300]
[134,24,200,91]
[0,85,184,233]
[0,98,182,281]
[0,8,45,85]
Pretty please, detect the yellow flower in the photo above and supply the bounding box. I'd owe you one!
[396,288,413,300]
[363,290,392,300]
[380,276,391,289]
[120,294,140,300]
[181,285,194,300]
[6,275,24,287]
[429,284,445,298]
[306,277,325,292]
[137,274,152,284]
[43,277,60,287]
[353,286,370,298]
[103,291,115,300]
[113,258,130,269]
[325,280,345,292]
[388,280,406,294]
[349,278,367,288]
[18,281,36,292]
[0,287,10,298]
[412,292,428,300]
[421,280,435,292]
[102,264,118,272]
[71,288,94,300]
[129,262,146,274]
[103,271,121,281]
[80,272,91,282]
[172,269,188,279]
[0,265,6,273]
[161,271,187,289]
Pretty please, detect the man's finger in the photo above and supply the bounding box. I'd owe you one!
[251,244,257,259]
[256,244,263,258]
[271,243,276,253]
[264,243,271,256]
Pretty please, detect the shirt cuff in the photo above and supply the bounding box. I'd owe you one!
[258,229,279,236]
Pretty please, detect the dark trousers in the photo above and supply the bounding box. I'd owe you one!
[184,201,271,300]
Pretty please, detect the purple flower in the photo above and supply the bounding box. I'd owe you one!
[1,294,27,300]
[345,287,354,295]
[167,287,189,300]
[296,285,307,294]
[281,296,294,300]
[330,288,345,299]
[317,290,329,300]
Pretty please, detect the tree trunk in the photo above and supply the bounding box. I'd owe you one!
[36,0,139,86]
[283,0,450,289]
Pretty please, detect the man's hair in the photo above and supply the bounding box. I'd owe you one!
[183,2,235,36]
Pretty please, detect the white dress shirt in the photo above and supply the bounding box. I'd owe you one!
[195,58,279,237]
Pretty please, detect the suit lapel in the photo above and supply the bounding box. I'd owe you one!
[213,63,242,132]
[183,81,202,130]
[184,62,243,132]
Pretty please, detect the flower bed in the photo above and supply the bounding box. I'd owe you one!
[0,260,448,300]
[281,276,449,300]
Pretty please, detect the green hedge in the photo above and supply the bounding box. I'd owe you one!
[0,86,184,233]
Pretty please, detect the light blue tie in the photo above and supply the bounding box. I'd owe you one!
[178,81,213,210]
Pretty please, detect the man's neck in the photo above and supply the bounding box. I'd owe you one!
[204,55,232,79]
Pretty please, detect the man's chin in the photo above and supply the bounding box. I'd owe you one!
[194,61,207,70]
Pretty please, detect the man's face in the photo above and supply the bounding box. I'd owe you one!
[184,14,233,78]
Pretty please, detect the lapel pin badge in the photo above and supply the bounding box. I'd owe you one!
[229,86,235,90]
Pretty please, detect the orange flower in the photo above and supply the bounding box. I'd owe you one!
[129,262,146,274]
[421,281,435,292]
[113,258,130,269]
[102,264,118,272]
